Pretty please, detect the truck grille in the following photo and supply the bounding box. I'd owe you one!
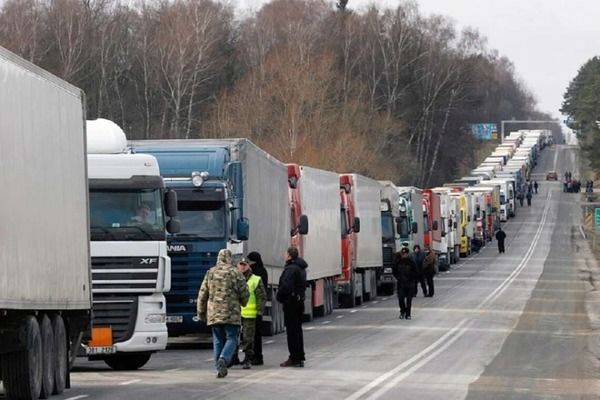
[92,257,158,294]
[167,252,215,313]
[90,295,138,343]
[382,247,395,265]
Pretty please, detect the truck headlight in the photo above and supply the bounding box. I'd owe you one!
[384,267,393,274]
[145,313,166,324]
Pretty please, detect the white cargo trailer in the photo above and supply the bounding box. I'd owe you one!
[349,174,383,301]
[297,166,341,318]
[0,46,91,400]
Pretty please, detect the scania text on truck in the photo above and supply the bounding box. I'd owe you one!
[131,139,290,336]
[86,119,179,370]
[0,46,91,400]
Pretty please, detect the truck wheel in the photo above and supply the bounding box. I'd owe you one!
[104,353,152,371]
[51,314,67,395]
[339,292,355,308]
[0,316,43,400]
[39,314,55,399]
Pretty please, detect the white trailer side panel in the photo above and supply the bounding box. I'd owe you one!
[351,174,383,269]
[0,47,91,310]
[300,166,341,281]
[237,140,291,284]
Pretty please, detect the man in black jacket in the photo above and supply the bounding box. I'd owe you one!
[247,251,268,365]
[495,228,507,254]
[276,246,308,367]
[393,247,417,320]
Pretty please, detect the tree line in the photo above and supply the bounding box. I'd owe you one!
[0,0,548,186]
[562,57,600,175]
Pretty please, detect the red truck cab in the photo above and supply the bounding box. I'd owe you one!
[337,174,360,308]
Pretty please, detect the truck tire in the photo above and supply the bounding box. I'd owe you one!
[39,314,55,399]
[104,353,152,371]
[339,292,355,308]
[0,316,43,400]
[51,314,67,395]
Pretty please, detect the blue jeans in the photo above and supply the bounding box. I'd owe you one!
[211,324,240,369]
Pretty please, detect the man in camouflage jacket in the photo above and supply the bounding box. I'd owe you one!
[197,249,249,378]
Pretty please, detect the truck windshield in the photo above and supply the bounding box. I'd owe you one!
[175,201,225,238]
[90,189,165,241]
[500,194,506,205]
[340,208,349,237]
[381,214,394,242]
[423,212,430,232]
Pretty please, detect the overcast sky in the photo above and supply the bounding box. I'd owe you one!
[236,0,600,118]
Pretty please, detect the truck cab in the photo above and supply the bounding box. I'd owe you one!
[86,119,179,370]
[338,175,360,308]
[378,181,402,296]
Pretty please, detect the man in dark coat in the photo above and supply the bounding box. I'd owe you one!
[534,181,539,194]
[422,247,437,297]
[393,247,417,320]
[247,251,268,365]
[495,227,507,254]
[412,245,427,297]
[526,191,532,206]
[276,246,308,367]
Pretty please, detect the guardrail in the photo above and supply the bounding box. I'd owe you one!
[582,193,600,252]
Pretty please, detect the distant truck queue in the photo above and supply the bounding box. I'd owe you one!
[0,46,554,399]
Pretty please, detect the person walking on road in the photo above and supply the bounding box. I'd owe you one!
[277,246,308,367]
[422,247,437,297]
[495,227,507,254]
[237,256,266,370]
[247,251,268,366]
[526,191,532,206]
[518,192,524,207]
[528,181,533,194]
[534,181,539,194]
[393,247,417,320]
[197,249,249,378]
[412,245,427,297]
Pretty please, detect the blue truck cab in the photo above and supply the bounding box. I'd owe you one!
[130,141,249,336]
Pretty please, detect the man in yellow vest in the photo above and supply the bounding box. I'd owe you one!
[237,256,267,369]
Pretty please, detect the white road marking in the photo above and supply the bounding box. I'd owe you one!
[345,189,553,400]
[322,321,331,325]
[306,326,315,330]
[119,379,141,386]
[264,340,275,344]
[382,297,388,301]
[350,310,358,313]
[372,301,379,304]
[65,396,89,400]
[336,315,344,319]
[166,368,181,373]
[204,357,214,362]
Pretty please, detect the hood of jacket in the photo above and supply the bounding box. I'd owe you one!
[217,249,232,266]
[248,251,264,270]
[286,257,308,269]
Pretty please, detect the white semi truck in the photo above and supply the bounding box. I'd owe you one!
[0,47,91,400]
[85,119,179,370]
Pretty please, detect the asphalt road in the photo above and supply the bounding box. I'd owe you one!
[5,144,598,400]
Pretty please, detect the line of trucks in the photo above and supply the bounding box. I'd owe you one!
[0,47,553,399]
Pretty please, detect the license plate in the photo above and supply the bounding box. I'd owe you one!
[166,315,183,323]
[86,345,116,355]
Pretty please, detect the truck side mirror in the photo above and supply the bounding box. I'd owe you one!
[441,230,446,237]
[454,221,458,229]
[164,189,178,218]
[166,219,181,234]
[237,217,250,241]
[353,217,361,233]
[411,222,418,234]
[432,221,439,231]
[298,214,309,235]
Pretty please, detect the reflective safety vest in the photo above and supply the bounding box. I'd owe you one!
[241,274,261,319]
